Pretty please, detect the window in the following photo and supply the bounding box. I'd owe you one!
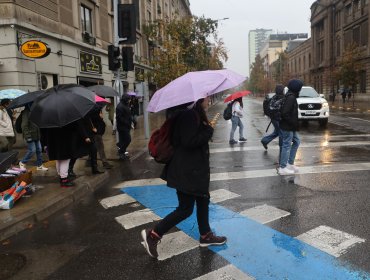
[317,41,324,63]
[335,11,341,29]
[359,70,366,92]
[361,20,368,46]
[336,38,341,57]
[81,5,92,34]
[353,26,360,45]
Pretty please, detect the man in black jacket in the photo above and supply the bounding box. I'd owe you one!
[116,94,132,160]
[278,79,302,175]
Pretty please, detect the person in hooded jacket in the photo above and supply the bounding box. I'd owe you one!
[261,84,284,150]
[141,97,227,259]
[115,94,132,159]
[278,79,302,175]
[19,103,48,171]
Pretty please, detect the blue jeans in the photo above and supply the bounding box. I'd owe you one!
[21,140,43,166]
[261,119,281,146]
[230,115,244,140]
[279,129,300,168]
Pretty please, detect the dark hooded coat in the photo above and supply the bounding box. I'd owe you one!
[161,108,213,197]
[280,91,299,131]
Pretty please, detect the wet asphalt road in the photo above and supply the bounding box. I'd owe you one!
[1,98,369,280]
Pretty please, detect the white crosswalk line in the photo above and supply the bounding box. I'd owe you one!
[209,141,370,153]
[99,193,136,209]
[296,225,365,257]
[156,231,199,261]
[210,189,240,203]
[239,204,291,224]
[193,264,254,280]
[115,162,370,188]
[115,209,161,229]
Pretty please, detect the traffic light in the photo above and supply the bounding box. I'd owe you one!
[108,45,120,70]
[118,4,137,44]
[122,47,134,71]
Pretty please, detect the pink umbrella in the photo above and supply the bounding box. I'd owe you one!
[95,95,110,103]
[147,69,245,112]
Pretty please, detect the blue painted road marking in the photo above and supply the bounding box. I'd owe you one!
[123,185,370,280]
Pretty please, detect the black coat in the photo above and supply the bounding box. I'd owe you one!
[280,92,299,131]
[44,120,89,160]
[163,109,213,197]
[116,101,132,131]
[90,107,106,135]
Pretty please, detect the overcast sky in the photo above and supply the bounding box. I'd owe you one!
[189,0,315,77]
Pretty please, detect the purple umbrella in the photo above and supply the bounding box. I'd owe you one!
[127,91,137,96]
[147,69,245,112]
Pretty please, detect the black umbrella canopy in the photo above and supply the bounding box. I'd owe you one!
[0,151,18,174]
[29,84,96,128]
[8,90,45,109]
[88,85,119,97]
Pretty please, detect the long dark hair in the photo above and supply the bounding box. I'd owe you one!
[194,98,209,124]
[235,97,243,108]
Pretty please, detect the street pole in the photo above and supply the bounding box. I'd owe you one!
[141,82,150,139]
[113,0,122,143]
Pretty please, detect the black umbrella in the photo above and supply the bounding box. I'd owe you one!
[88,85,119,97]
[0,151,18,174]
[29,84,96,128]
[7,90,45,109]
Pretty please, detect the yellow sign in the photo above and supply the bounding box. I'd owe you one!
[21,40,50,58]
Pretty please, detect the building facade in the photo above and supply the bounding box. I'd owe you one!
[0,0,190,95]
[285,0,370,97]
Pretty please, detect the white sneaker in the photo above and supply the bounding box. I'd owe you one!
[287,163,299,173]
[19,161,26,169]
[37,165,48,171]
[278,167,295,175]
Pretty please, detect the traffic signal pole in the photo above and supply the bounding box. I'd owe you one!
[113,0,122,143]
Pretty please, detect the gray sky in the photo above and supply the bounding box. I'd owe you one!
[189,0,315,77]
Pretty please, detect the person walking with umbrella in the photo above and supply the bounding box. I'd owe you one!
[115,94,132,159]
[141,97,227,259]
[29,84,97,187]
[18,103,48,171]
[229,97,247,145]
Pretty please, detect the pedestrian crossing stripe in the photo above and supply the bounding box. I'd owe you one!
[154,231,199,261]
[296,225,365,257]
[115,209,161,229]
[114,162,370,189]
[210,189,240,204]
[193,264,254,280]
[99,193,136,209]
[240,204,291,224]
[209,140,370,153]
[123,185,369,280]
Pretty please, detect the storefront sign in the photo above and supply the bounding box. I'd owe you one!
[135,67,145,81]
[21,40,50,59]
[80,51,102,74]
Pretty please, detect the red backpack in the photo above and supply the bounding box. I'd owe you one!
[148,118,175,164]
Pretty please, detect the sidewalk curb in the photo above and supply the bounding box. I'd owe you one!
[0,172,110,241]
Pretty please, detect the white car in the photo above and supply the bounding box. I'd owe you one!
[285,86,329,127]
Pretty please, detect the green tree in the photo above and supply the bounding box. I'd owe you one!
[334,43,362,90]
[248,55,266,94]
[143,16,228,88]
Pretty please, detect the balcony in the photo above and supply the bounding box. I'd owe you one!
[82,32,96,46]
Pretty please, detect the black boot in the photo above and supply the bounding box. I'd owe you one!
[92,166,104,174]
[68,169,76,180]
[60,177,74,188]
